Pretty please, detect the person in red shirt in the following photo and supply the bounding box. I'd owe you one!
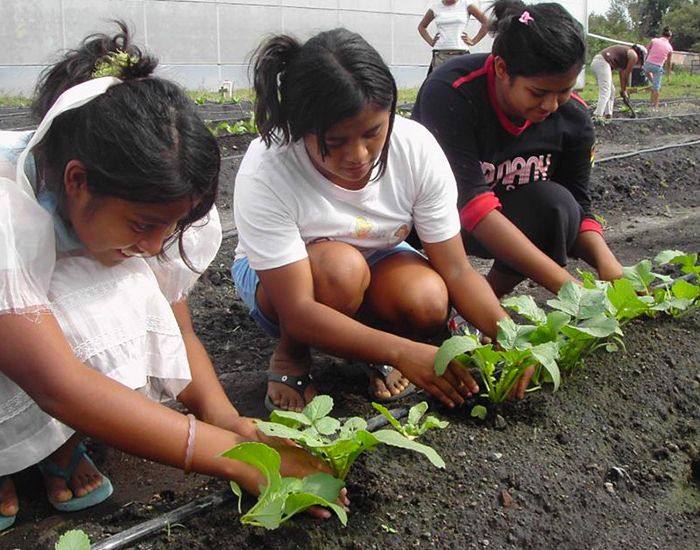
[413,0,623,298]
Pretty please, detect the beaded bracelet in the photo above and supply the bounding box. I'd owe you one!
[184,413,197,475]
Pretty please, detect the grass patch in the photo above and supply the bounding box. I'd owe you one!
[0,96,31,107]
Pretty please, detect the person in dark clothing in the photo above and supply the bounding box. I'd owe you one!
[412,0,623,298]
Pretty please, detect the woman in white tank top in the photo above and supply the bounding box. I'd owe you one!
[418,0,489,73]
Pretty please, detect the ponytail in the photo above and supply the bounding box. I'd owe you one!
[253,35,302,147]
[31,20,157,120]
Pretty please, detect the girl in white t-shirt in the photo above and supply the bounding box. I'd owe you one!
[418,0,489,73]
[233,28,529,413]
[0,24,339,530]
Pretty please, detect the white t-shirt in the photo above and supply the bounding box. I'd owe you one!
[234,115,461,271]
[431,0,470,51]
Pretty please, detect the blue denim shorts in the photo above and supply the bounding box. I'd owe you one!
[231,241,421,338]
[643,61,664,91]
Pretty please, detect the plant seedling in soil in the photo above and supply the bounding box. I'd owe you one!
[434,249,700,418]
[223,442,347,529]
[370,401,449,439]
[256,395,446,480]
[54,529,91,550]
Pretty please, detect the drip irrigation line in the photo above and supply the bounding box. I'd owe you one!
[89,406,410,550]
[602,112,700,122]
[91,490,233,550]
[650,272,698,290]
[596,138,700,163]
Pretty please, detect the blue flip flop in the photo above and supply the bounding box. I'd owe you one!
[0,476,17,531]
[37,442,113,512]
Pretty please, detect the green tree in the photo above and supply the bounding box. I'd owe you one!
[588,0,638,60]
[663,4,700,52]
[627,0,695,37]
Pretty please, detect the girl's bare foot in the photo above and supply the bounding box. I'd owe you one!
[367,365,412,401]
[266,351,317,412]
[40,435,106,504]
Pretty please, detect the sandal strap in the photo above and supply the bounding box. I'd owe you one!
[267,371,313,395]
[37,442,87,482]
[362,363,394,379]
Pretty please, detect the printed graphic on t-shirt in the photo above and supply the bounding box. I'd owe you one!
[354,216,374,238]
[481,154,552,191]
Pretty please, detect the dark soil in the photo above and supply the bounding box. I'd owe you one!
[1,102,699,549]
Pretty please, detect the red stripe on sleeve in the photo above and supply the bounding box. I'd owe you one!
[579,218,603,235]
[459,192,502,232]
[570,92,589,108]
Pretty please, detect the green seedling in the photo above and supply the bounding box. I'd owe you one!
[434,249,698,414]
[371,401,448,440]
[208,114,257,137]
[55,529,91,550]
[256,395,445,480]
[224,442,346,529]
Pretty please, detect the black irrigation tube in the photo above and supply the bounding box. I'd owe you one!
[604,111,700,122]
[596,138,700,163]
[90,406,409,550]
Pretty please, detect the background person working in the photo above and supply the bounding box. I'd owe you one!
[418,0,489,74]
[591,43,647,118]
[644,27,673,109]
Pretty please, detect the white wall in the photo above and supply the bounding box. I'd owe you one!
[0,1,587,95]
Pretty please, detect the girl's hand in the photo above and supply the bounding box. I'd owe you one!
[276,445,351,519]
[461,32,474,46]
[507,366,535,400]
[432,32,441,46]
[396,342,479,408]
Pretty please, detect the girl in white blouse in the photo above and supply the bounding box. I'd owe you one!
[0,23,339,530]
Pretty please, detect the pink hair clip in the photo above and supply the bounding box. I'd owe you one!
[519,10,534,25]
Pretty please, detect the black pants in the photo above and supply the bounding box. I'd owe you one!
[407,182,583,276]
[463,182,583,276]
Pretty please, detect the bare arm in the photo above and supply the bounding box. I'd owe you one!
[0,312,329,495]
[172,300,240,427]
[470,209,578,294]
[422,234,508,338]
[257,258,476,407]
[423,234,534,399]
[571,231,623,281]
[418,10,438,47]
[465,3,489,46]
[619,50,638,95]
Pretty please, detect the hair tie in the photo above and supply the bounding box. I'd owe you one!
[91,50,138,79]
[518,10,534,25]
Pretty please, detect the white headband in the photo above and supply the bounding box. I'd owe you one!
[16,76,121,197]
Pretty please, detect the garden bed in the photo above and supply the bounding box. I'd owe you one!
[1,103,699,549]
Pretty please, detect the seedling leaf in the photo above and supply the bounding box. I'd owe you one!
[530,342,561,392]
[373,429,446,468]
[303,395,334,421]
[408,401,429,426]
[470,405,488,420]
[502,294,547,324]
[55,530,91,550]
[434,335,480,375]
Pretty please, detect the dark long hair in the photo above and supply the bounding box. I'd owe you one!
[489,0,586,77]
[31,21,220,268]
[252,28,397,180]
